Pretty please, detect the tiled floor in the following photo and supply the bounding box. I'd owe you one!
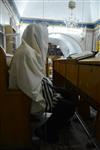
[38,113,100,150]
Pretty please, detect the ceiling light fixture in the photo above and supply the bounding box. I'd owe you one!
[65,0,79,28]
[65,0,86,39]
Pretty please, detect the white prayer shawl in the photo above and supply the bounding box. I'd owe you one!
[9,23,48,115]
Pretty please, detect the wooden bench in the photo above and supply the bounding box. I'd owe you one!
[0,46,33,148]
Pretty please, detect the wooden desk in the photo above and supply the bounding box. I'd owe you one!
[53,58,66,87]
[78,57,100,107]
[53,58,78,86]
[78,57,100,140]
[65,59,78,86]
[53,57,100,141]
[53,58,66,77]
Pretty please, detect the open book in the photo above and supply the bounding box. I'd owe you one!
[68,51,95,60]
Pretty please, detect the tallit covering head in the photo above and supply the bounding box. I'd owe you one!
[22,23,48,70]
[9,23,48,115]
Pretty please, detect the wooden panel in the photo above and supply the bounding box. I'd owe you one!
[53,59,66,77]
[53,59,66,87]
[0,47,32,148]
[58,60,66,77]
[0,91,32,148]
[66,60,78,86]
[53,60,59,72]
[53,70,66,87]
[78,64,100,104]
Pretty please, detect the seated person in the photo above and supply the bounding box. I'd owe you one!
[9,23,76,143]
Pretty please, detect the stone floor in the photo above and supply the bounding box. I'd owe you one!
[37,113,100,150]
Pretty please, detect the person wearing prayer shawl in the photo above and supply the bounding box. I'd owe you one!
[9,23,76,143]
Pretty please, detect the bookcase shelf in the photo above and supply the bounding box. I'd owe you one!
[0,24,5,49]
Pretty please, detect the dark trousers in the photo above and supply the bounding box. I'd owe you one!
[41,98,75,140]
[35,86,76,141]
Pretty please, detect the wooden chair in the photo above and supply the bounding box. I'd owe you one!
[0,46,33,148]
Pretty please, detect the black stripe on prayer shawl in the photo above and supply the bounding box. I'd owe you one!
[42,80,52,111]
[41,77,54,111]
[42,86,48,111]
[43,78,59,106]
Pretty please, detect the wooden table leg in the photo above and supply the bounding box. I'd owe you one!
[95,111,100,141]
[77,97,90,121]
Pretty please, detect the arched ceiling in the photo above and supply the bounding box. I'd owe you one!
[49,33,82,57]
[14,0,100,23]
